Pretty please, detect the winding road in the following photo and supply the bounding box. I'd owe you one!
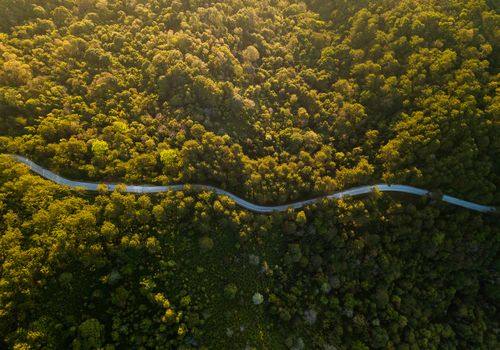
[10,155,497,214]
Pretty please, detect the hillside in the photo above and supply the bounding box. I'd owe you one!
[0,0,499,349]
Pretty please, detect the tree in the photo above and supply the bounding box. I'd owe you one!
[296,211,307,225]
[91,140,109,159]
[198,236,214,252]
[242,45,260,63]
[0,60,32,87]
[73,319,104,350]
[224,283,238,300]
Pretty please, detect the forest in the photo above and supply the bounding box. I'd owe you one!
[0,0,499,349]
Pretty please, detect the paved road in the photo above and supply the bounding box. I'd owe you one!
[11,155,497,214]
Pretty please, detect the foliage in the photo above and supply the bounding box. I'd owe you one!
[0,0,499,349]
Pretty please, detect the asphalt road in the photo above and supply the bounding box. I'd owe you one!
[11,155,497,214]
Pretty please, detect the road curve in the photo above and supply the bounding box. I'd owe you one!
[10,155,497,214]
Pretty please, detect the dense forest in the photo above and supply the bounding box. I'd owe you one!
[0,0,499,349]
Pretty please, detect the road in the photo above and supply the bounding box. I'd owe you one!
[10,155,497,214]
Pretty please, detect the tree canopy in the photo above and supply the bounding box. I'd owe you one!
[0,0,498,348]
